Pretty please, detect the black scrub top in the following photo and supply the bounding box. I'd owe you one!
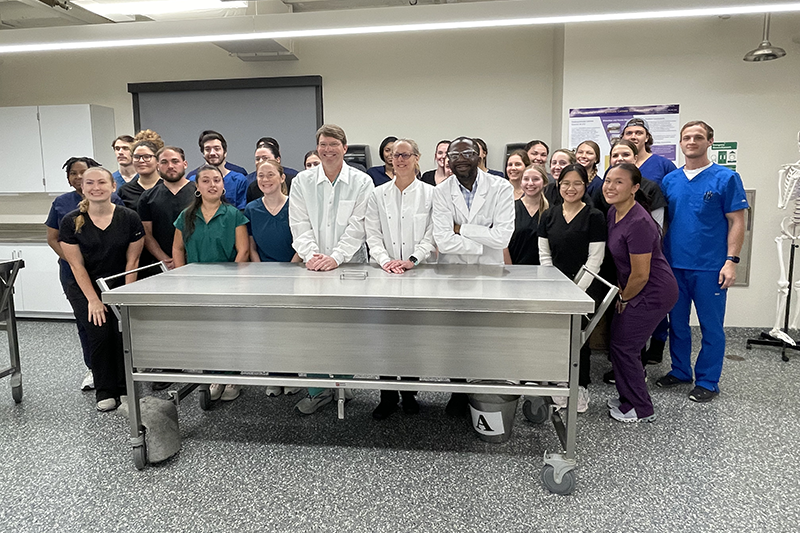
[137,180,197,257]
[58,206,145,292]
[538,204,606,280]
[508,199,541,265]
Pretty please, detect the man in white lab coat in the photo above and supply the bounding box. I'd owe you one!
[289,123,374,414]
[432,136,515,416]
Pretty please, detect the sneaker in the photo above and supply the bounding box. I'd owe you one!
[550,382,568,410]
[344,389,355,401]
[220,384,241,401]
[265,386,283,397]
[372,399,398,420]
[688,386,718,403]
[81,370,95,391]
[577,386,589,413]
[151,381,172,391]
[655,374,692,388]
[284,387,303,396]
[209,383,224,401]
[609,405,656,423]
[96,398,118,412]
[607,397,622,410]
[295,390,334,415]
[603,370,615,384]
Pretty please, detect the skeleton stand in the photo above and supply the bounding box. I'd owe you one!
[746,230,800,361]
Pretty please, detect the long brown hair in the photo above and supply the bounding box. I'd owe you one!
[74,167,115,233]
[182,165,225,242]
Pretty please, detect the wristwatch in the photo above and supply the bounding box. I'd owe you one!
[726,255,740,263]
[409,256,419,266]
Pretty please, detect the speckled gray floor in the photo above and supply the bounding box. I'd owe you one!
[1,321,799,532]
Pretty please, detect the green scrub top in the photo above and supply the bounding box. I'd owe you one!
[174,203,249,263]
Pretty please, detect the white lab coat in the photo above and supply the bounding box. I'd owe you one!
[289,162,374,265]
[365,179,436,267]
[432,169,515,265]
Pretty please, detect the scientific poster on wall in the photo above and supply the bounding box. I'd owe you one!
[568,104,680,176]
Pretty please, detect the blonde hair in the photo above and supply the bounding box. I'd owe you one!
[134,129,164,152]
[74,167,115,233]
[524,163,550,214]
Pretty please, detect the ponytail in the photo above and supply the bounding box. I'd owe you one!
[181,194,203,243]
[74,198,90,233]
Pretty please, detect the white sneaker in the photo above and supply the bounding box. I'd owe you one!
[265,386,283,397]
[607,397,622,410]
[220,384,241,401]
[96,398,118,412]
[577,386,589,413]
[551,382,568,409]
[609,405,656,423]
[284,387,303,396]
[81,370,95,391]
[209,383,224,401]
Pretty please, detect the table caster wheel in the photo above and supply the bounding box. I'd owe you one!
[12,384,22,404]
[199,387,211,411]
[540,464,576,495]
[133,445,147,470]
[523,397,549,424]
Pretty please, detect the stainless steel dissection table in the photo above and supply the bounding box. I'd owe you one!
[102,262,612,494]
[0,259,24,404]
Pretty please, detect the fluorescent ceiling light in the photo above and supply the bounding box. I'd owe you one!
[1,2,799,54]
[73,0,247,17]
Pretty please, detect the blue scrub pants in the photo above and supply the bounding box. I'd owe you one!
[668,268,727,392]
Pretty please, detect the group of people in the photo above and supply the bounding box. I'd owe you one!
[45,117,747,425]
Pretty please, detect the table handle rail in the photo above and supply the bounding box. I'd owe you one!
[0,259,24,314]
[574,265,618,345]
[97,262,169,325]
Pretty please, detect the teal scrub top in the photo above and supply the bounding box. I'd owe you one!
[174,203,248,263]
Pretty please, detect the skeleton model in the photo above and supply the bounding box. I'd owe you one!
[770,131,800,344]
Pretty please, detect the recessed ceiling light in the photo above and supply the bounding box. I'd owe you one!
[72,0,248,17]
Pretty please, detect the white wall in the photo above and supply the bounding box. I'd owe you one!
[561,14,800,327]
[0,27,555,172]
[1,14,799,327]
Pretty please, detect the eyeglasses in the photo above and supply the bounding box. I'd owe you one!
[559,180,585,190]
[447,150,478,160]
[392,152,415,161]
[132,154,155,162]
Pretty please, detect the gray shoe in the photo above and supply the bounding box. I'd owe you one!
[295,391,333,415]
[607,398,622,410]
[609,405,656,423]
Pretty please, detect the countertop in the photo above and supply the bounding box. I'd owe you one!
[0,216,48,243]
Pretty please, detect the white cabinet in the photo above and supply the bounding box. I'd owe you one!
[0,104,116,194]
[0,107,46,192]
[0,243,73,319]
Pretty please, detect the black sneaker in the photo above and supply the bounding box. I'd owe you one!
[688,386,718,403]
[655,374,692,388]
[603,370,616,384]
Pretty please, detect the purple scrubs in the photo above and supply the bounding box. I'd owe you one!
[607,202,678,417]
